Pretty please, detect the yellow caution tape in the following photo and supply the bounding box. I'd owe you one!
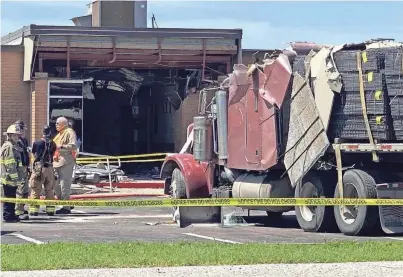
[367,72,373,82]
[1,198,403,207]
[376,116,384,125]
[374,90,383,100]
[76,158,166,164]
[362,52,368,63]
[76,153,169,161]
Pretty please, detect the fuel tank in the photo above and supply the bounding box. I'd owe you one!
[193,116,213,162]
[232,173,294,213]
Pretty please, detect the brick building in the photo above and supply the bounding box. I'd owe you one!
[1,1,281,157]
[1,24,242,156]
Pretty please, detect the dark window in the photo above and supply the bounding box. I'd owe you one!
[48,98,83,148]
[49,82,83,97]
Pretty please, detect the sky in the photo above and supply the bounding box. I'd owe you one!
[1,0,403,49]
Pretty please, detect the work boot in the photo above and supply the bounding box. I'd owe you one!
[29,212,38,216]
[18,214,30,221]
[56,208,71,215]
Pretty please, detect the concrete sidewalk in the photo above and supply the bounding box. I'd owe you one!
[3,262,403,277]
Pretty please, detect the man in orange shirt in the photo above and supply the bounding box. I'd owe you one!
[53,117,78,214]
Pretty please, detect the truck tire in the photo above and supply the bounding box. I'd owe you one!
[170,168,188,227]
[295,173,337,232]
[333,169,380,236]
[171,168,187,199]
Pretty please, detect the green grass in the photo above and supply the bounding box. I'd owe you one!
[1,241,403,271]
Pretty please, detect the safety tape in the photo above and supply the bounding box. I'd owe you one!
[76,153,169,161]
[76,158,166,164]
[1,198,403,207]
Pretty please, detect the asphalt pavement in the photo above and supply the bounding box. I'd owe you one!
[2,196,402,245]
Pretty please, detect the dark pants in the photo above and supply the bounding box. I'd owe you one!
[3,185,18,221]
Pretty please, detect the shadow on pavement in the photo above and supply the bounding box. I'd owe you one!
[244,214,300,229]
[1,231,16,236]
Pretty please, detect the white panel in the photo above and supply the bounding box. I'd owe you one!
[23,37,34,81]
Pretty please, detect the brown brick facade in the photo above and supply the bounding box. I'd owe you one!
[31,79,48,143]
[0,47,31,145]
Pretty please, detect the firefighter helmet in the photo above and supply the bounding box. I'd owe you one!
[3,124,23,135]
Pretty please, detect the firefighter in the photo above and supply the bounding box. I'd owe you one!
[1,124,23,223]
[14,120,30,220]
[53,117,78,214]
[29,125,57,216]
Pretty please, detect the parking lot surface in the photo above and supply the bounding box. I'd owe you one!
[1,197,402,245]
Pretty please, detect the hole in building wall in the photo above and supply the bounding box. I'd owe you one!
[46,64,202,173]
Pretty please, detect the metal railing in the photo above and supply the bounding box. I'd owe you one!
[76,152,122,192]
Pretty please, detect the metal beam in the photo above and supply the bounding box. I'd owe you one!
[37,47,238,55]
[66,37,71,78]
[22,25,243,40]
[38,52,232,63]
[71,60,216,69]
[108,37,116,64]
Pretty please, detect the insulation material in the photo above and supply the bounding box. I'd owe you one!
[310,48,335,130]
[284,73,330,186]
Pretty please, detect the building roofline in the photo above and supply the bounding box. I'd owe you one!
[1,26,30,45]
[1,45,24,52]
[1,24,243,45]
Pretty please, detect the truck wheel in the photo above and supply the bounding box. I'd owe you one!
[171,168,187,199]
[295,173,337,232]
[333,169,380,236]
[170,168,187,227]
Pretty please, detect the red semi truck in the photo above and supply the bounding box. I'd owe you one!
[160,41,403,236]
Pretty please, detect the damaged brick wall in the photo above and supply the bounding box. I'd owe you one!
[0,47,31,145]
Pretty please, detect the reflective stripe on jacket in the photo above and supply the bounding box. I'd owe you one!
[0,140,21,186]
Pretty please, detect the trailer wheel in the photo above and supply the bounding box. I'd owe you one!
[334,169,380,236]
[295,173,337,232]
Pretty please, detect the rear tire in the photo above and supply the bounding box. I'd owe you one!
[295,172,337,233]
[334,169,380,236]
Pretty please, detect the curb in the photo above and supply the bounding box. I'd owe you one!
[71,193,167,199]
[94,181,164,189]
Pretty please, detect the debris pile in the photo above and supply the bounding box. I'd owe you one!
[74,163,125,184]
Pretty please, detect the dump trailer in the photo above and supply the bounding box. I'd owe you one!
[160,39,403,236]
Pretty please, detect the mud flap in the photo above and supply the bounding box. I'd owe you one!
[173,206,222,228]
[376,183,403,234]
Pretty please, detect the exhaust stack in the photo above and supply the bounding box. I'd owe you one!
[215,90,228,160]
